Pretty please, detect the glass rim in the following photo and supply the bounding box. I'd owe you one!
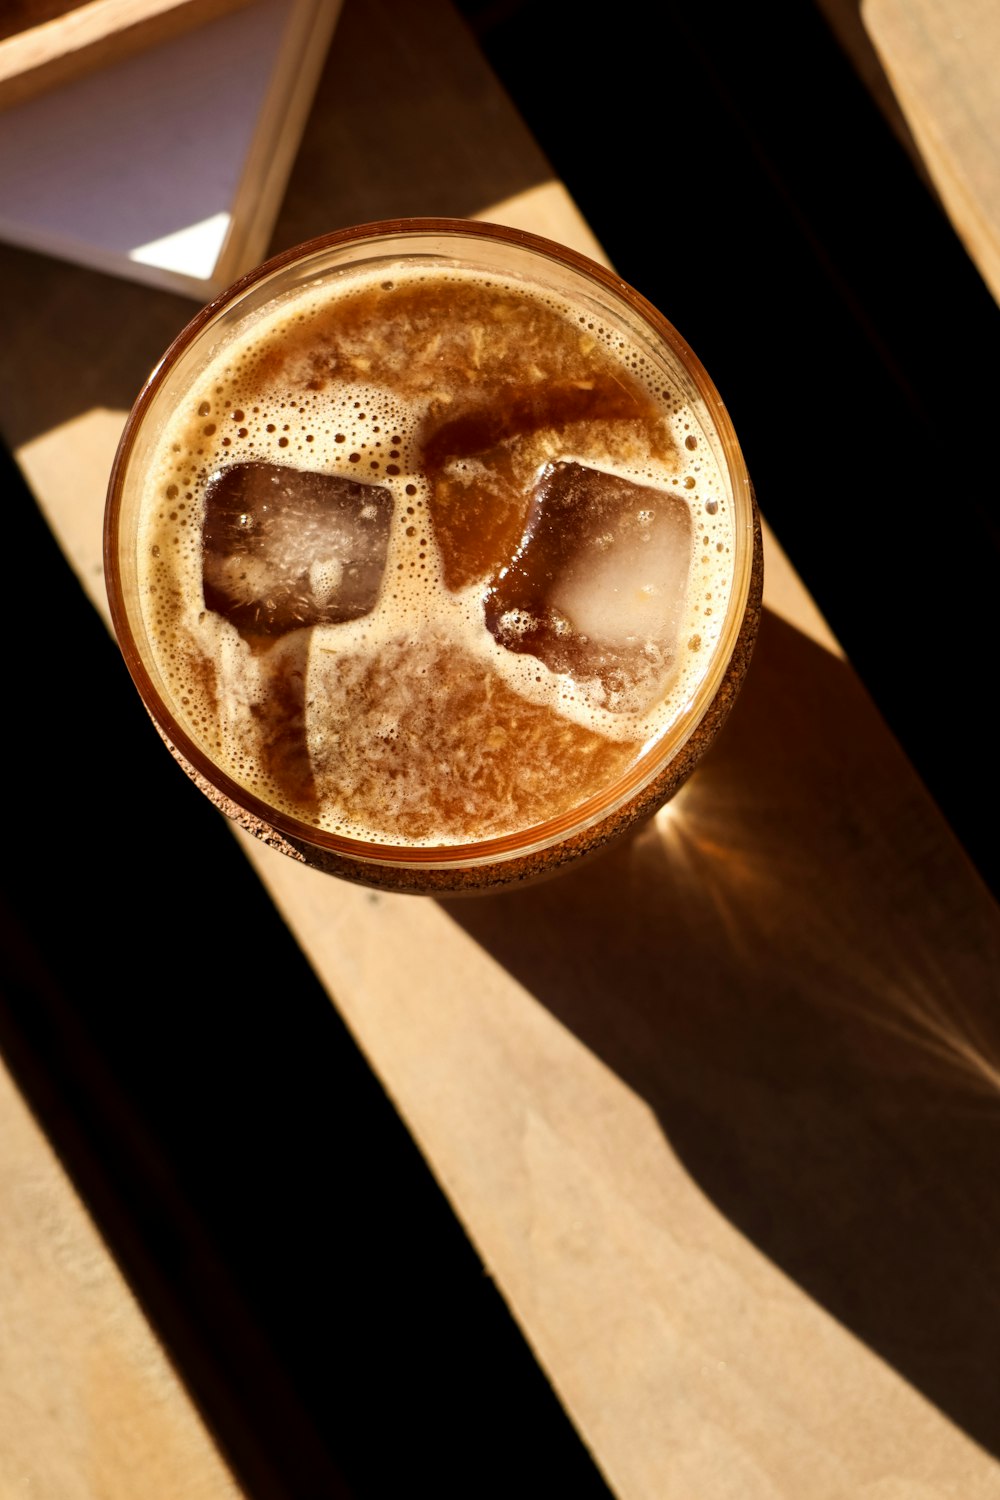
[104,216,758,871]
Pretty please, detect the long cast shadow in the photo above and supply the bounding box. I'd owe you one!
[442,605,1000,1457]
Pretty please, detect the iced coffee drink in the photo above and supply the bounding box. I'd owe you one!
[105,220,761,892]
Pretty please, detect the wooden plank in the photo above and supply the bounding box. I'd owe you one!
[240,819,1000,1500]
[0,1055,244,1498]
[0,0,254,110]
[814,0,931,176]
[862,0,1000,303]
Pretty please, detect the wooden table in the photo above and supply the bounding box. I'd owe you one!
[824,0,1000,306]
[2,1,999,1495]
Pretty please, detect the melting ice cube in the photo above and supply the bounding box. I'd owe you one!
[202,462,392,641]
[484,461,693,712]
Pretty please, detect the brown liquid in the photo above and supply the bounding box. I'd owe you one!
[139,266,731,846]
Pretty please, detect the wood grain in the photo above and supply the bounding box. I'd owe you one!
[863,0,1000,302]
[0,0,253,109]
[0,1056,244,1498]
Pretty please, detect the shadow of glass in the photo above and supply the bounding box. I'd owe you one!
[441,605,1000,1456]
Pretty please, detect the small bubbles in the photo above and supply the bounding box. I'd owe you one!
[139,263,742,836]
[166,483,178,499]
[278,436,289,448]
[197,401,211,417]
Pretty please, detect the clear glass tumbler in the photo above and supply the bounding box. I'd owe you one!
[104,219,762,893]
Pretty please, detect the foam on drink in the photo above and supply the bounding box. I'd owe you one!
[136,262,738,846]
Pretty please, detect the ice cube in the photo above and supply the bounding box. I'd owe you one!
[484,461,693,712]
[420,374,672,592]
[202,462,392,641]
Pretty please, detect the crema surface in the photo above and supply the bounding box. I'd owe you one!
[138,263,737,844]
